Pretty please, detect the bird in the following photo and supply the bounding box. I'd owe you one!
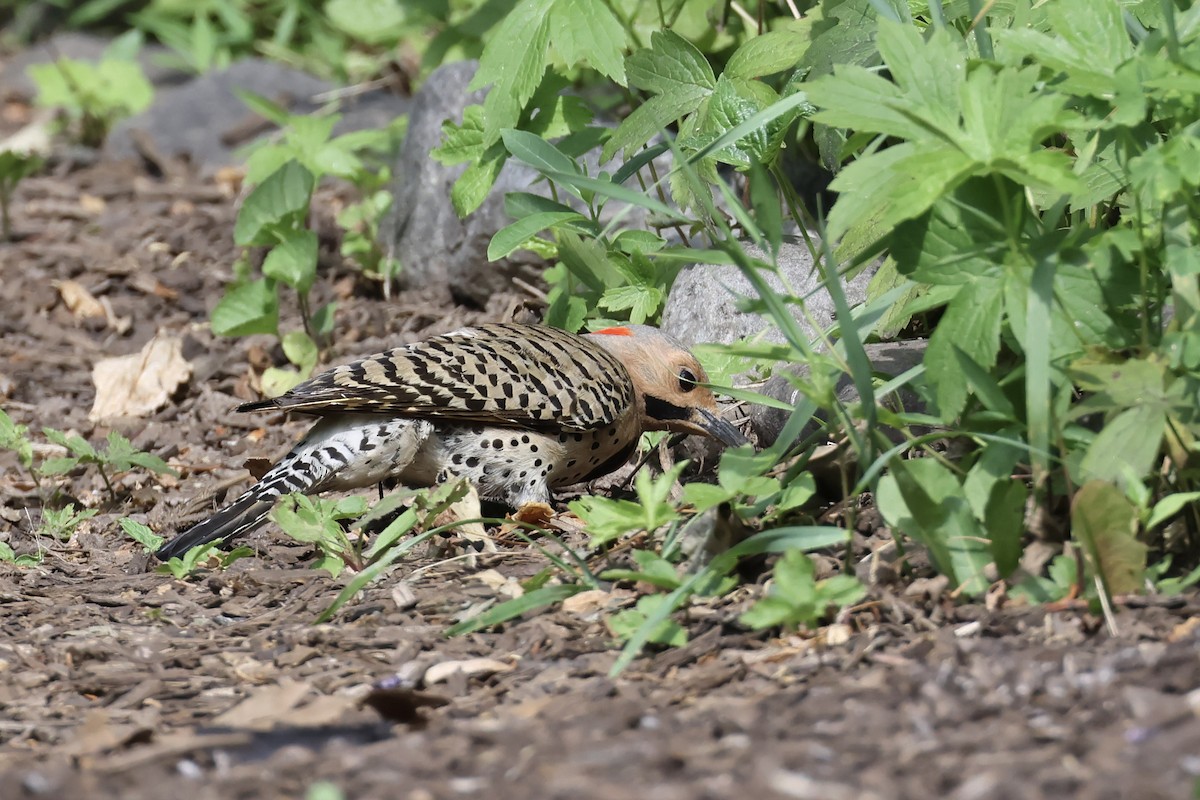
[154,322,747,561]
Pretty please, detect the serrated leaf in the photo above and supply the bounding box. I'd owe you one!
[548,0,628,84]
[472,0,556,145]
[923,278,1004,421]
[626,30,714,97]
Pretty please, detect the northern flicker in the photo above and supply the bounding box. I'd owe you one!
[154,322,746,561]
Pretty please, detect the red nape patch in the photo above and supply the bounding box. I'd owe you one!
[593,326,633,336]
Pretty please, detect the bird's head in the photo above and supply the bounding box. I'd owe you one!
[586,325,747,447]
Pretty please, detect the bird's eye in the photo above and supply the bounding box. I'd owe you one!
[678,368,698,392]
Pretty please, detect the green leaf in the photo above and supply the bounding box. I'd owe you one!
[489,211,584,261]
[924,278,1004,420]
[597,283,662,324]
[261,230,318,293]
[501,128,579,176]
[325,0,407,44]
[233,160,314,247]
[547,0,629,84]
[877,458,991,595]
[1079,405,1165,486]
[1072,480,1146,597]
[210,279,279,337]
[725,30,808,79]
[262,367,303,397]
[984,480,1026,578]
[471,0,556,145]
[120,518,163,553]
[686,74,767,169]
[281,331,318,374]
[608,594,687,647]
[1146,492,1200,532]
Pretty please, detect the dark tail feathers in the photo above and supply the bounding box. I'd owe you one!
[154,491,276,561]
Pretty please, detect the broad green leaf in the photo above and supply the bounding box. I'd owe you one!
[488,211,584,260]
[602,94,699,162]
[877,458,991,595]
[501,128,579,176]
[450,145,507,217]
[120,518,163,553]
[281,331,318,373]
[725,30,808,79]
[431,106,485,166]
[609,594,687,646]
[233,160,314,246]
[686,75,766,169]
[210,279,279,337]
[1072,480,1146,596]
[325,0,407,43]
[1079,405,1165,486]
[1146,491,1200,531]
[597,283,663,324]
[825,142,974,242]
[261,230,318,293]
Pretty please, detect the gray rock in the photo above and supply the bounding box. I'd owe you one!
[660,235,877,347]
[382,60,545,306]
[749,339,930,447]
[104,59,409,171]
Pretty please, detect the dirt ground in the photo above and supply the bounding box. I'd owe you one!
[2,127,1200,800]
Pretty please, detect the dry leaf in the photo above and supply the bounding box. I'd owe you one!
[56,279,106,319]
[561,588,631,617]
[424,657,514,686]
[475,569,523,599]
[89,333,192,421]
[211,679,311,730]
[512,502,554,527]
[79,193,106,214]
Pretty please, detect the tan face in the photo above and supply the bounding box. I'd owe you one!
[586,325,747,447]
[633,351,745,447]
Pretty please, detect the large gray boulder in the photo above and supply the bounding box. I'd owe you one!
[382,60,545,307]
[660,235,877,348]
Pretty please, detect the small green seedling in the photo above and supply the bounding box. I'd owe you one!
[569,461,688,548]
[272,494,369,577]
[40,429,175,502]
[0,541,43,567]
[608,594,688,647]
[739,549,866,632]
[38,504,98,541]
[124,517,252,579]
[28,34,153,147]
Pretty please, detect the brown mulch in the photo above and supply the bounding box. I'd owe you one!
[1,147,1199,800]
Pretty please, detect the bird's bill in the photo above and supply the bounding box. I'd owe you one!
[687,408,749,447]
